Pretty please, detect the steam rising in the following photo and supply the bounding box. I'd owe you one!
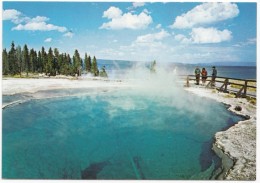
[92,62,218,123]
[77,61,231,141]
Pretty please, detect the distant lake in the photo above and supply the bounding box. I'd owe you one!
[96,60,256,80]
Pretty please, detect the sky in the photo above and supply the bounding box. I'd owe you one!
[1,1,257,64]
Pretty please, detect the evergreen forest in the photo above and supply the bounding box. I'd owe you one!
[2,41,106,77]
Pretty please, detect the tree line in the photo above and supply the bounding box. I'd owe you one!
[2,41,106,77]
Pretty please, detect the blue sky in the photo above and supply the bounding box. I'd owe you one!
[2,1,257,64]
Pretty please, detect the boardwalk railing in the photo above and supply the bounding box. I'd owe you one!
[184,75,256,98]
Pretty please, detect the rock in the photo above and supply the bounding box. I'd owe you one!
[234,106,242,111]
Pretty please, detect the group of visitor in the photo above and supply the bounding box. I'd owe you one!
[194,66,217,86]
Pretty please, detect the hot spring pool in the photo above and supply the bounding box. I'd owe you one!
[2,88,243,179]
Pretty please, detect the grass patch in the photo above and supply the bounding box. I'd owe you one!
[229,80,256,92]
[3,73,40,78]
[224,93,236,98]
[211,89,218,93]
[246,97,256,105]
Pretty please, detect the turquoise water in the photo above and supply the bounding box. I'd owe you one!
[2,89,243,179]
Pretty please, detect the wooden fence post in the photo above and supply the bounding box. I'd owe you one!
[243,80,248,97]
[219,78,228,92]
[224,79,228,92]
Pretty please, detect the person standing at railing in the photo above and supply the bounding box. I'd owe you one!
[194,66,201,85]
[211,66,217,87]
[201,68,208,85]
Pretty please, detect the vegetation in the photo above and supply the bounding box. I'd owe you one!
[150,60,156,73]
[99,66,108,78]
[247,97,256,105]
[84,53,92,73]
[229,80,256,92]
[2,41,107,78]
[224,93,236,98]
[91,56,99,76]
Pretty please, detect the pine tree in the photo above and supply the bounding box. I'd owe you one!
[87,56,92,72]
[8,42,17,75]
[99,66,108,77]
[150,60,156,73]
[41,47,47,74]
[2,49,9,75]
[33,50,38,73]
[73,49,82,76]
[57,54,64,75]
[54,48,59,75]
[66,54,73,75]
[22,44,29,76]
[29,49,38,73]
[15,45,22,77]
[59,53,65,75]
[84,53,91,73]
[37,51,44,73]
[84,53,87,71]
[91,56,99,76]
[47,47,55,76]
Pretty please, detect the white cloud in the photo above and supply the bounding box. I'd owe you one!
[63,31,74,38]
[246,38,256,45]
[191,27,232,43]
[3,9,21,21]
[100,7,152,30]
[2,9,28,24]
[174,27,232,44]
[142,9,151,15]
[30,16,50,23]
[127,2,146,11]
[171,2,239,29]
[156,24,162,29]
[102,6,122,19]
[44,38,52,42]
[119,41,168,62]
[119,30,171,61]
[233,38,256,47]
[4,9,67,32]
[133,2,145,8]
[12,21,67,32]
[135,29,170,43]
[174,34,191,44]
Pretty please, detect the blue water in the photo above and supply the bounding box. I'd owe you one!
[174,65,256,80]
[97,60,256,80]
[2,89,244,179]
[215,66,256,79]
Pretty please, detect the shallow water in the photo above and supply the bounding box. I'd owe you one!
[2,89,243,179]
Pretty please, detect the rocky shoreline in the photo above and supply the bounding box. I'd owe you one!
[185,86,256,180]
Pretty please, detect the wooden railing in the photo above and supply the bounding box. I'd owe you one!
[184,75,256,98]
